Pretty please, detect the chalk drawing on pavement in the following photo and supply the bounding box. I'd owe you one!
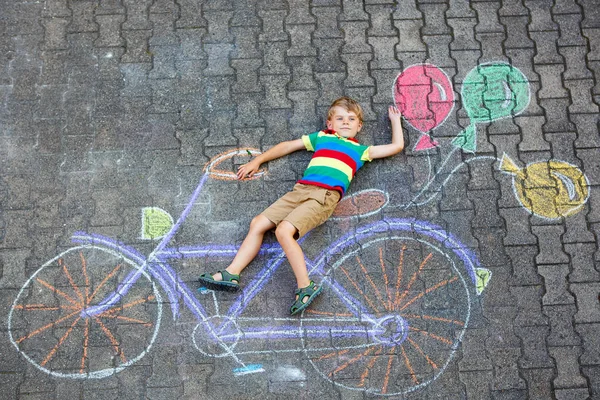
[500,154,590,219]
[7,245,163,379]
[142,207,174,240]
[393,64,455,152]
[453,62,530,153]
[8,147,490,397]
[331,189,389,220]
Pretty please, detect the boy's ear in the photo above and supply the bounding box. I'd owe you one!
[326,119,333,129]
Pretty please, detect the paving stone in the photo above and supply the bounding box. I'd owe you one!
[555,13,587,47]
[459,370,493,400]
[501,16,534,48]
[469,190,503,228]
[563,211,596,245]
[448,18,479,51]
[530,31,563,64]
[552,0,582,14]
[231,26,261,59]
[477,32,508,62]
[576,323,600,366]
[544,304,581,346]
[288,56,318,91]
[500,0,529,16]
[367,36,399,70]
[340,21,371,53]
[543,131,579,165]
[549,346,588,389]
[525,0,556,31]
[68,0,99,33]
[565,243,600,282]
[515,325,554,368]
[286,0,315,24]
[538,264,576,305]
[488,348,527,391]
[122,0,153,30]
[531,225,570,264]
[572,113,600,149]
[570,282,600,323]
[521,368,556,400]
[565,79,599,114]
[510,285,548,326]
[286,24,317,57]
[341,53,374,87]
[121,30,153,63]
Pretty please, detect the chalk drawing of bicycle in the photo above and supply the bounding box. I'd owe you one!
[8,148,492,396]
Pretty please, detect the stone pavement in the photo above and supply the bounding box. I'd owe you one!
[1,0,600,399]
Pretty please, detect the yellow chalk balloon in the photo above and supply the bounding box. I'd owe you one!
[500,154,589,219]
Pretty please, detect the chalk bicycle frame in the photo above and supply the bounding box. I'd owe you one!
[8,149,488,396]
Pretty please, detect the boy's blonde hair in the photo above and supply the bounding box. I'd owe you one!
[327,96,364,123]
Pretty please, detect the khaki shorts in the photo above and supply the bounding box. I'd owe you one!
[261,183,341,239]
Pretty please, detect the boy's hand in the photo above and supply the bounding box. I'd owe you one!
[237,159,261,179]
[388,105,402,122]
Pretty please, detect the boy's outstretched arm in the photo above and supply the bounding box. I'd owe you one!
[368,105,405,160]
[237,139,305,179]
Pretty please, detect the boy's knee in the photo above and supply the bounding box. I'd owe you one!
[275,221,298,241]
[249,215,275,233]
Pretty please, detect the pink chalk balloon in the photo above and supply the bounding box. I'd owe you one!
[393,64,455,133]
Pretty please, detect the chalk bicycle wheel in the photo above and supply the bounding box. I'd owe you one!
[301,227,472,396]
[8,245,162,379]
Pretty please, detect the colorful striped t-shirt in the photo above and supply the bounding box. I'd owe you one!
[298,129,371,196]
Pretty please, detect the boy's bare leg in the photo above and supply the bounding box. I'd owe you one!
[275,221,311,289]
[211,215,275,281]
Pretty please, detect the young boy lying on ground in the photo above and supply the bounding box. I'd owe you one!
[199,96,405,315]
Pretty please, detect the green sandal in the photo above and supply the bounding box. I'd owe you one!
[290,281,322,315]
[198,270,240,292]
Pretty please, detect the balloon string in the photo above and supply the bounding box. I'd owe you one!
[390,151,497,210]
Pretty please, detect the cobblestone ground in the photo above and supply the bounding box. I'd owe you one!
[1,0,600,399]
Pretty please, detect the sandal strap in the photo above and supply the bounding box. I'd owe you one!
[295,281,317,297]
[219,270,240,283]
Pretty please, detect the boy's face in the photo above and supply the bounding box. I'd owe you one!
[326,106,363,138]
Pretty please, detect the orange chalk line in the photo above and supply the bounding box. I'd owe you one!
[356,255,386,307]
[329,346,375,377]
[393,245,407,308]
[305,309,353,317]
[317,348,350,362]
[358,347,383,387]
[399,276,459,311]
[401,313,465,327]
[88,263,123,303]
[40,316,81,367]
[394,252,433,308]
[80,318,90,374]
[36,278,80,308]
[382,347,396,394]
[400,345,419,385]
[378,247,393,310]
[59,258,84,303]
[407,337,438,370]
[80,251,90,306]
[93,317,127,364]
[99,314,152,327]
[14,304,79,311]
[17,309,81,344]
[97,295,156,317]
[409,327,453,345]
[339,266,381,314]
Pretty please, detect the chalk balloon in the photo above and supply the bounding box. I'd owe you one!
[393,64,455,134]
